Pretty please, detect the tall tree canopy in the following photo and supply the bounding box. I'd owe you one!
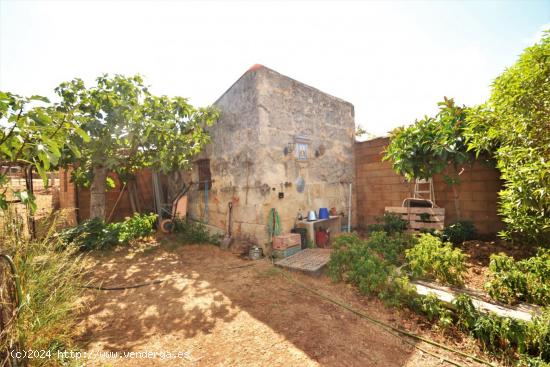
[465,32,550,244]
[56,74,219,219]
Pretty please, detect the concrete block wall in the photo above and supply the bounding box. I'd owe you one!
[355,137,504,234]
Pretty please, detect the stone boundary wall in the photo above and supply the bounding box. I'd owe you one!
[355,137,504,234]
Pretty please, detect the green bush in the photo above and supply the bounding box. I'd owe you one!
[441,220,476,245]
[485,250,550,306]
[452,295,550,363]
[328,233,413,305]
[526,307,550,362]
[366,230,415,265]
[366,212,408,235]
[174,219,220,244]
[409,293,453,328]
[117,212,158,243]
[405,234,467,285]
[60,212,157,251]
[465,33,550,245]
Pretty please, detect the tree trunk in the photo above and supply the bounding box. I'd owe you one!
[90,165,107,219]
[451,184,461,220]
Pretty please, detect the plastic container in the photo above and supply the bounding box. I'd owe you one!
[318,207,330,219]
[315,229,330,248]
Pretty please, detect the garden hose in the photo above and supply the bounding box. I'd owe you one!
[267,208,281,239]
[279,271,496,367]
[82,263,256,291]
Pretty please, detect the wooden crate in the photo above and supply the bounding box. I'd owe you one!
[272,233,302,250]
[385,206,445,232]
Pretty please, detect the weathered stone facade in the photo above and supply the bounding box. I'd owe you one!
[185,65,356,251]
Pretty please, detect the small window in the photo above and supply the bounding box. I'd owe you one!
[197,159,212,190]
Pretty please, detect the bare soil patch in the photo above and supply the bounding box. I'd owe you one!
[460,240,534,291]
[75,238,503,366]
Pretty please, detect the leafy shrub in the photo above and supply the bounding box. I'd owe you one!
[59,217,120,250]
[117,212,158,243]
[452,294,550,363]
[405,234,467,285]
[472,312,527,354]
[409,293,453,328]
[485,250,550,306]
[367,212,408,235]
[453,294,480,331]
[328,233,413,305]
[174,219,220,244]
[0,210,83,365]
[465,33,550,245]
[526,308,550,362]
[60,213,157,251]
[366,230,415,265]
[441,220,476,245]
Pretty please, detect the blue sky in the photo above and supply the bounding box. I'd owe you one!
[0,0,548,136]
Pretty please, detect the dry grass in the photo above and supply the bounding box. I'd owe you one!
[0,209,86,366]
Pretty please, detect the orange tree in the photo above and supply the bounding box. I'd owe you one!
[465,32,550,245]
[383,97,474,219]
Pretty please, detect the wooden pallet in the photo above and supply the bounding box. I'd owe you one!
[275,248,332,276]
[385,206,445,231]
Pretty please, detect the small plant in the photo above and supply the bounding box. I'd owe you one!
[410,293,453,328]
[441,220,477,245]
[367,212,408,234]
[328,233,413,306]
[485,250,550,306]
[419,212,431,222]
[174,219,220,244]
[405,234,467,285]
[366,230,415,265]
[117,212,157,243]
[525,307,550,361]
[453,294,480,332]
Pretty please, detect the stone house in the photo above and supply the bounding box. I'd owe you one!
[184,65,356,249]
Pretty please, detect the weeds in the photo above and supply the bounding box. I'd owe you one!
[0,209,84,366]
[173,219,220,244]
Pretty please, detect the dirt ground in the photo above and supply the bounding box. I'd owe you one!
[460,240,534,291]
[75,239,502,367]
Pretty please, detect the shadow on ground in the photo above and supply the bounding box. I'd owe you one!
[75,238,487,366]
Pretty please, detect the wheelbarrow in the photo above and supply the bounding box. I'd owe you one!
[159,188,188,233]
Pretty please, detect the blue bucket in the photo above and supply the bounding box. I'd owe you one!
[318,207,330,219]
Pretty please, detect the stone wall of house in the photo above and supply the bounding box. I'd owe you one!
[185,66,356,251]
[355,137,504,234]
